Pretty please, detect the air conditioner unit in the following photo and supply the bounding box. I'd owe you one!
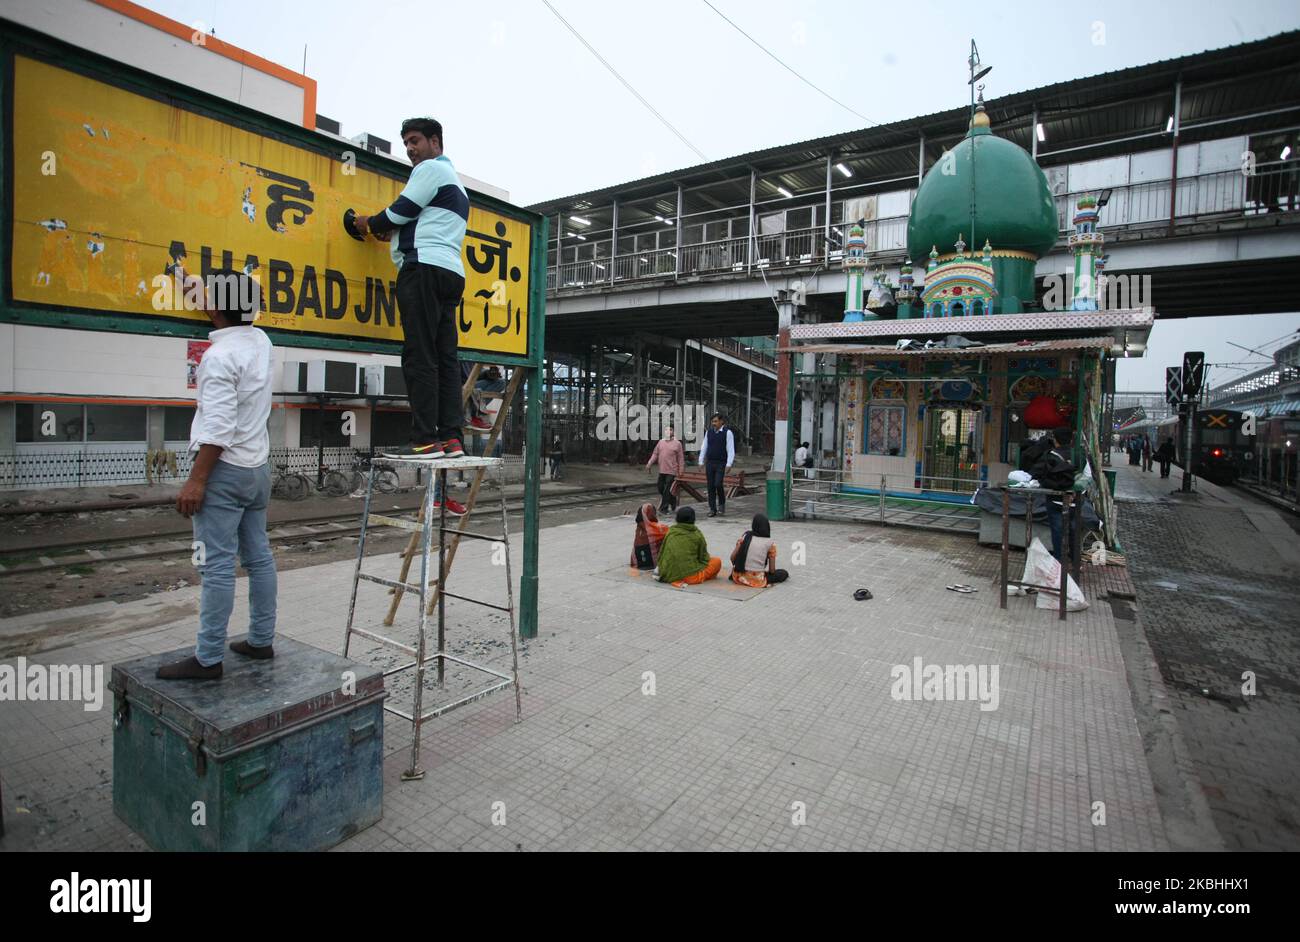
[362,364,407,397]
[350,132,391,155]
[306,360,360,395]
[282,362,306,393]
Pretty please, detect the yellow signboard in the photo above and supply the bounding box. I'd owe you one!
[9,55,531,357]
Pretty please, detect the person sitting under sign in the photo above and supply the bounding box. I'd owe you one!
[656,507,722,587]
[729,513,789,588]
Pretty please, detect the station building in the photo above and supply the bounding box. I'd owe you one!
[0,0,511,487]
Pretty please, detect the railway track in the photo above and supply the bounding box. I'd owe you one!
[0,484,658,576]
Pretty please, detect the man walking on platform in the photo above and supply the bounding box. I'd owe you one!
[699,412,736,518]
[158,269,276,680]
[351,117,469,461]
[1156,438,1175,478]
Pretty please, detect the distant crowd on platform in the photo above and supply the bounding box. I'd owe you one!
[1117,434,1175,477]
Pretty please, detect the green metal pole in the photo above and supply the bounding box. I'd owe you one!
[785,353,798,518]
[1074,354,1089,466]
[519,216,549,639]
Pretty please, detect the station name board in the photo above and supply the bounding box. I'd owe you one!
[9,55,532,358]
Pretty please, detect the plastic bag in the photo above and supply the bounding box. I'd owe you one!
[1022,537,1088,611]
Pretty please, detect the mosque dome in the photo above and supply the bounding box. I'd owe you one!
[906,106,1059,263]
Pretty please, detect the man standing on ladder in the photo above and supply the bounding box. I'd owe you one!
[351,117,469,461]
[699,412,736,518]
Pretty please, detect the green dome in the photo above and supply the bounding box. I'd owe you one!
[906,116,1059,263]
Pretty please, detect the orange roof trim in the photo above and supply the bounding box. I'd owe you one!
[89,0,317,129]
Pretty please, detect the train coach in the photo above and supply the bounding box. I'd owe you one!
[1128,409,1251,485]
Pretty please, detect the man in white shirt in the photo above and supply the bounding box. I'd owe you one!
[158,269,277,681]
[698,412,736,517]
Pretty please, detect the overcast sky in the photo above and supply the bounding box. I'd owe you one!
[139,0,1300,390]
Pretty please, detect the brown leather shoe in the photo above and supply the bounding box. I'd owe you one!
[156,656,223,680]
[230,639,274,659]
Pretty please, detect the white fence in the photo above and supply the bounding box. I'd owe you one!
[0,446,529,491]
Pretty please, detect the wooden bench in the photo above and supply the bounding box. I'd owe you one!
[671,469,752,503]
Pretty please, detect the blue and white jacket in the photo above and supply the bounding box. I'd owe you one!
[369,155,468,276]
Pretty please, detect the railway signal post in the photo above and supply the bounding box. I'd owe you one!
[1180,352,1205,494]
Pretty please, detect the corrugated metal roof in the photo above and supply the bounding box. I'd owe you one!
[530,30,1300,217]
[780,337,1116,357]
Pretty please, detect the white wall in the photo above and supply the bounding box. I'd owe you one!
[3,0,308,125]
[2,324,401,400]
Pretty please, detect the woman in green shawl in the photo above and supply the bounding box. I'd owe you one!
[656,506,722,586]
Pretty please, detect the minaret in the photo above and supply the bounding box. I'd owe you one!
[896,258,916,319]
[1068,193,1104,311]
[842,223,874,322]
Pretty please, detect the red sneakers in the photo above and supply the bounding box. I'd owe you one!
[442,438,465,458]
[434,498,467,517]
[466,416,492,432]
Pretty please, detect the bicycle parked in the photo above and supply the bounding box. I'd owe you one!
[271,462,311,501]
[272,462,356,500]
[343,454,400,495]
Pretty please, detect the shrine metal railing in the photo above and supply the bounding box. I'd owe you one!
[787,468,985,534]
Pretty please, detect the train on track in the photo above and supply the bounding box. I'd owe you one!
[1124,407,1298,499]
[1124,408,1253,485]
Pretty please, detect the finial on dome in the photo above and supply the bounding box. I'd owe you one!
[954,233,967,257]
[970,102,990,129]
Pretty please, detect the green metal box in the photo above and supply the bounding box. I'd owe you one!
[110,636,385,852]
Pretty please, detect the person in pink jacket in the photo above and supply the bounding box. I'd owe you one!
[646,426,687,514]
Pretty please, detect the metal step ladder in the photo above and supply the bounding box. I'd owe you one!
[342,371,523,781]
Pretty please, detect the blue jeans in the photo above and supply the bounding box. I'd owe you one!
[1045,497,1074,563]
[193,461,276,666]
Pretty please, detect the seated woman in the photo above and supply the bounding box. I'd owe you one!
[656,507,722,587]
[729,513,789,588]
[630,502,669,571]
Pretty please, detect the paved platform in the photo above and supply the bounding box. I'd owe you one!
[0,497,1171,851]
[1110,458,1300,850]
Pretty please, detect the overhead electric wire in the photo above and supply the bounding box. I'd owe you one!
[701,0,874,126]
[541,0,708,162]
